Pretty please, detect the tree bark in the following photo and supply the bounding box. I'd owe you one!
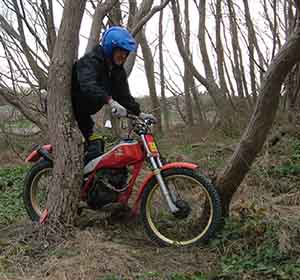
[125,0,171,76]
[158,1,170,131]
[216,16,300,217]
[215,0,229,96]
[184,0,194,126]
[171,0,230,122]
[190,79,206,125]
[227,0,244,98]
[284,6,300,123]
[46,0,86,227]
[139,29,162,132]
[41,0,57,58]
[0,88,47,132]
[243,0,258,103]
[85,0,118,54]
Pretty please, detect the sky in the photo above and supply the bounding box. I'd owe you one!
[0,0,284,99]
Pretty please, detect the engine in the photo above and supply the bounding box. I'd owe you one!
[87,168,128,209]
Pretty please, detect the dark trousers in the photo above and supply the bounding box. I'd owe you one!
[72,92,105,140]
[72,92,105,163]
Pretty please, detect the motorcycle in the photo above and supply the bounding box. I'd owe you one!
[23,114,222,247]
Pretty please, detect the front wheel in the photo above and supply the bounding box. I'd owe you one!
[140,168,222,247]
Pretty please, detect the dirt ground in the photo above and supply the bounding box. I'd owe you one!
[0,210,220,280]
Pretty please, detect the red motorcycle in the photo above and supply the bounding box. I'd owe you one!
[23,114,221,246]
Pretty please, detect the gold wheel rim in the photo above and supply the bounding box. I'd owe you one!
[30,168,52,216]
[146,174,214,246]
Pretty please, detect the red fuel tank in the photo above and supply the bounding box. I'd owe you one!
[98,139,144,168]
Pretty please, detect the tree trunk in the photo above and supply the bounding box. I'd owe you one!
[85,0,118,54]
[216,16,300,217]
[0,88,47,132]
[46,0,86,227]
[283,3,300,123]
[190,79,206,125]
[41,0,56,58]
[243,0,258,103]
[286,63,300,123]
[139,29,162,132]
[158,0,170,131]
[171,0,230,122]
[184,0,194,126]
[215,0,229,96]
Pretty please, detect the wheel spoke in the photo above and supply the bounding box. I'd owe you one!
[30,168,52,215]
[143,171,217,246]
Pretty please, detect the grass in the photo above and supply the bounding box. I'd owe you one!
[3,119,33,130]
[210,212,300,279]
[0,165,29,226]
[97,272,207,280]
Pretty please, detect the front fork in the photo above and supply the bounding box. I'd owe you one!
[141,135,179,213]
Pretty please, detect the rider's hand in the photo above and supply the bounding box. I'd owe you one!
[139,112,157,123]
[108,99,127,117]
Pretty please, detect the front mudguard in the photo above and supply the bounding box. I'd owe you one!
[26,144,53,162]
[132,162,198,215]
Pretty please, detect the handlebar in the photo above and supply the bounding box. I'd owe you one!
[111,108,156,125]
[110,108,155,135]
[111,107,138,120]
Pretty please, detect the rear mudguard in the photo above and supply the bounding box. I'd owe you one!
[26,144,53,162]
[132,162,198,214]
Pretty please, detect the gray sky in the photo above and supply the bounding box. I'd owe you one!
[0,0,283,99]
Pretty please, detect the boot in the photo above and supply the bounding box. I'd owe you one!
[84,134,105,165]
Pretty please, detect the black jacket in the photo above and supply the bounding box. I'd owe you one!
[72,45,140,116]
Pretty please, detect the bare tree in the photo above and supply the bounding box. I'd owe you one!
[283,1,300,122]
[183,0,194,126]
[139,29,162,132]
[158,0,170,130]
[215,0,230,96]
[46,0,86,227]
[226,0,245,99]
[216,9,300,217]
[0,0,51,133]
[85,0,118,53]
[171,0,233,126]
[124,0,172,78]
[242,0,258,103]
[0,0,171,135]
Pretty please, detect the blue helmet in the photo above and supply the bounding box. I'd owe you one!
[101,26,137,58]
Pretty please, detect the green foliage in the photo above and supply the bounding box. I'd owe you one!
[169,272,206,280]
[274,137,300,177]
[137,271,160,279]
[49,248,80,258]
[181,144,193,155]
[4,119,33,129]
[250,135,300,194]
[212,212,300,279]
[0,165,29,225]
[97,276,122,280]
[272,163,300,176]
[96,272,207,280]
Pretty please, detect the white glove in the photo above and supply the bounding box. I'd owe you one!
[109,99,127,117]
[139,112,157,123]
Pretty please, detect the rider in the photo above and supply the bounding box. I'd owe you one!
[72,26,155,163]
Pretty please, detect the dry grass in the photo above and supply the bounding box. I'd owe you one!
[1,218,219,280]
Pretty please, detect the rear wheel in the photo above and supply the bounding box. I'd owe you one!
[140,168,221,247]
[23,160,53,221]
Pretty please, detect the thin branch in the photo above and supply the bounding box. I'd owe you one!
[131,0,171,36]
